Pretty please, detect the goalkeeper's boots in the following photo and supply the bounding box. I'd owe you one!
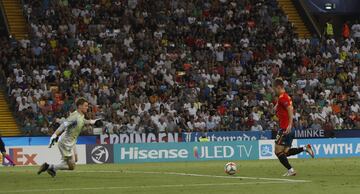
[47,167,56,177]
[37,163,49,175]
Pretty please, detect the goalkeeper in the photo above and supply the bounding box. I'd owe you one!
[37,98,100,177]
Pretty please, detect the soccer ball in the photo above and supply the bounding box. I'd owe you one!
[224,162,237,175]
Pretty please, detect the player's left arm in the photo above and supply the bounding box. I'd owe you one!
[84,118,102,125]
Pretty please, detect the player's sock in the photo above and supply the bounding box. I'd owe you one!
[50,162,69,171]
[277,152,292,170]
[286,147,305,156]
[4,155,15,165]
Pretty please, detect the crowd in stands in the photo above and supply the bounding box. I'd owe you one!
[0,0,359,135]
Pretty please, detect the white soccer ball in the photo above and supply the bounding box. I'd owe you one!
[224,162,237,175]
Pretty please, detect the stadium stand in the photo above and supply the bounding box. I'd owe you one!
[0,0,359,135]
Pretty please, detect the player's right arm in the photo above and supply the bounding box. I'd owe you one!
[73,146,78,162]
[49,114,77,147]
[285,104,294,134]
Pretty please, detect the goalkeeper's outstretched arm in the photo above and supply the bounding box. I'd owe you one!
[84,118,101,125]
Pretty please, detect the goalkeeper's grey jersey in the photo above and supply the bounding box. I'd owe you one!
[59,111,85,148]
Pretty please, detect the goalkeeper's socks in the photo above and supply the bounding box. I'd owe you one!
[4,155,15,166]
[287,147,305,156]
[51,162,69,171]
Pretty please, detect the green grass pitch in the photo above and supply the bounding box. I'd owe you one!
[1,158,359,194]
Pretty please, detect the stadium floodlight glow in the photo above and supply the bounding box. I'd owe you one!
[324,3,335,10]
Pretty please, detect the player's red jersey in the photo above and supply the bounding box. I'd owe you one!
[276,92,293,130]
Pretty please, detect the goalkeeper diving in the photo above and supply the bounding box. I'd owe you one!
[37,98,101,177]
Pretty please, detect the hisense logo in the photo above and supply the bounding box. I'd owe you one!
[119,145,255,161]
[120,147,188,160]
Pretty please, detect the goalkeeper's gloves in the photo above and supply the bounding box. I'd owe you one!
[89,118,102,125]
[49,134,58,148]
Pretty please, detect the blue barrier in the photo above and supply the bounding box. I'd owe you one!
[297,138,360,158]
[2,136,97,146]
[333,130,360,138]
[114,141,259,163]
[182,131,272,142]
[293,129,360,139]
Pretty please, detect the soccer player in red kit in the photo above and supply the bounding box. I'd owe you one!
[273,79,314,176]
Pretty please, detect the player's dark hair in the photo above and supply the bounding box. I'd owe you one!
[76,98,88,107]
[274,78,284,88]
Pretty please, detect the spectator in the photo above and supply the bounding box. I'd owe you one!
[126,119,137,134]
[324,19,334,38]
[251,122,263,131]
[342,21,351,39]
[156,118,168,133]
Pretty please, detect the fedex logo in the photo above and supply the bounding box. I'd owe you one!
[9,148,37,165]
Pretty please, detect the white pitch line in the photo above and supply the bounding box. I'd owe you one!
[125,170,310,183]
[69,170,310,183]
[4,169,311,183]
[0,181,298,193]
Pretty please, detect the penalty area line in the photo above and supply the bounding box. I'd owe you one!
[0,181,298,193]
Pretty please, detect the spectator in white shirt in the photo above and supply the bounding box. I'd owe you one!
[351,23,360,39]
[251,122,263,131]
[156,118,168,133]
[18,98,30,112]
[194,118,206,131]
[188,104,197,116]
[206,116,218,131]
[126,119,137,133]
[351,103,360,113]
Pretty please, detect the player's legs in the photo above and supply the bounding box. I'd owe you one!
[285,145,315,158]
[275,144,293,171]
[51,143,75,169]
[284,142,314,158]
[285,147,304,156]
[0,137,15,166]
[38,143,76,177]
[65,157,76,170]
[274,130,296,176]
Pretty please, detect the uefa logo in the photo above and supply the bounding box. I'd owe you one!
[260,144,273,157]
[91,146,109,164]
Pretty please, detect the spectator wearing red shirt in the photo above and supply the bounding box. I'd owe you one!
[342,22,350,39]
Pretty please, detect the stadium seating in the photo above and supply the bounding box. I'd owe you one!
[1,0,28,39]
[0,91,21,136]
[277,0,311,37]
[0,0,359,135]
